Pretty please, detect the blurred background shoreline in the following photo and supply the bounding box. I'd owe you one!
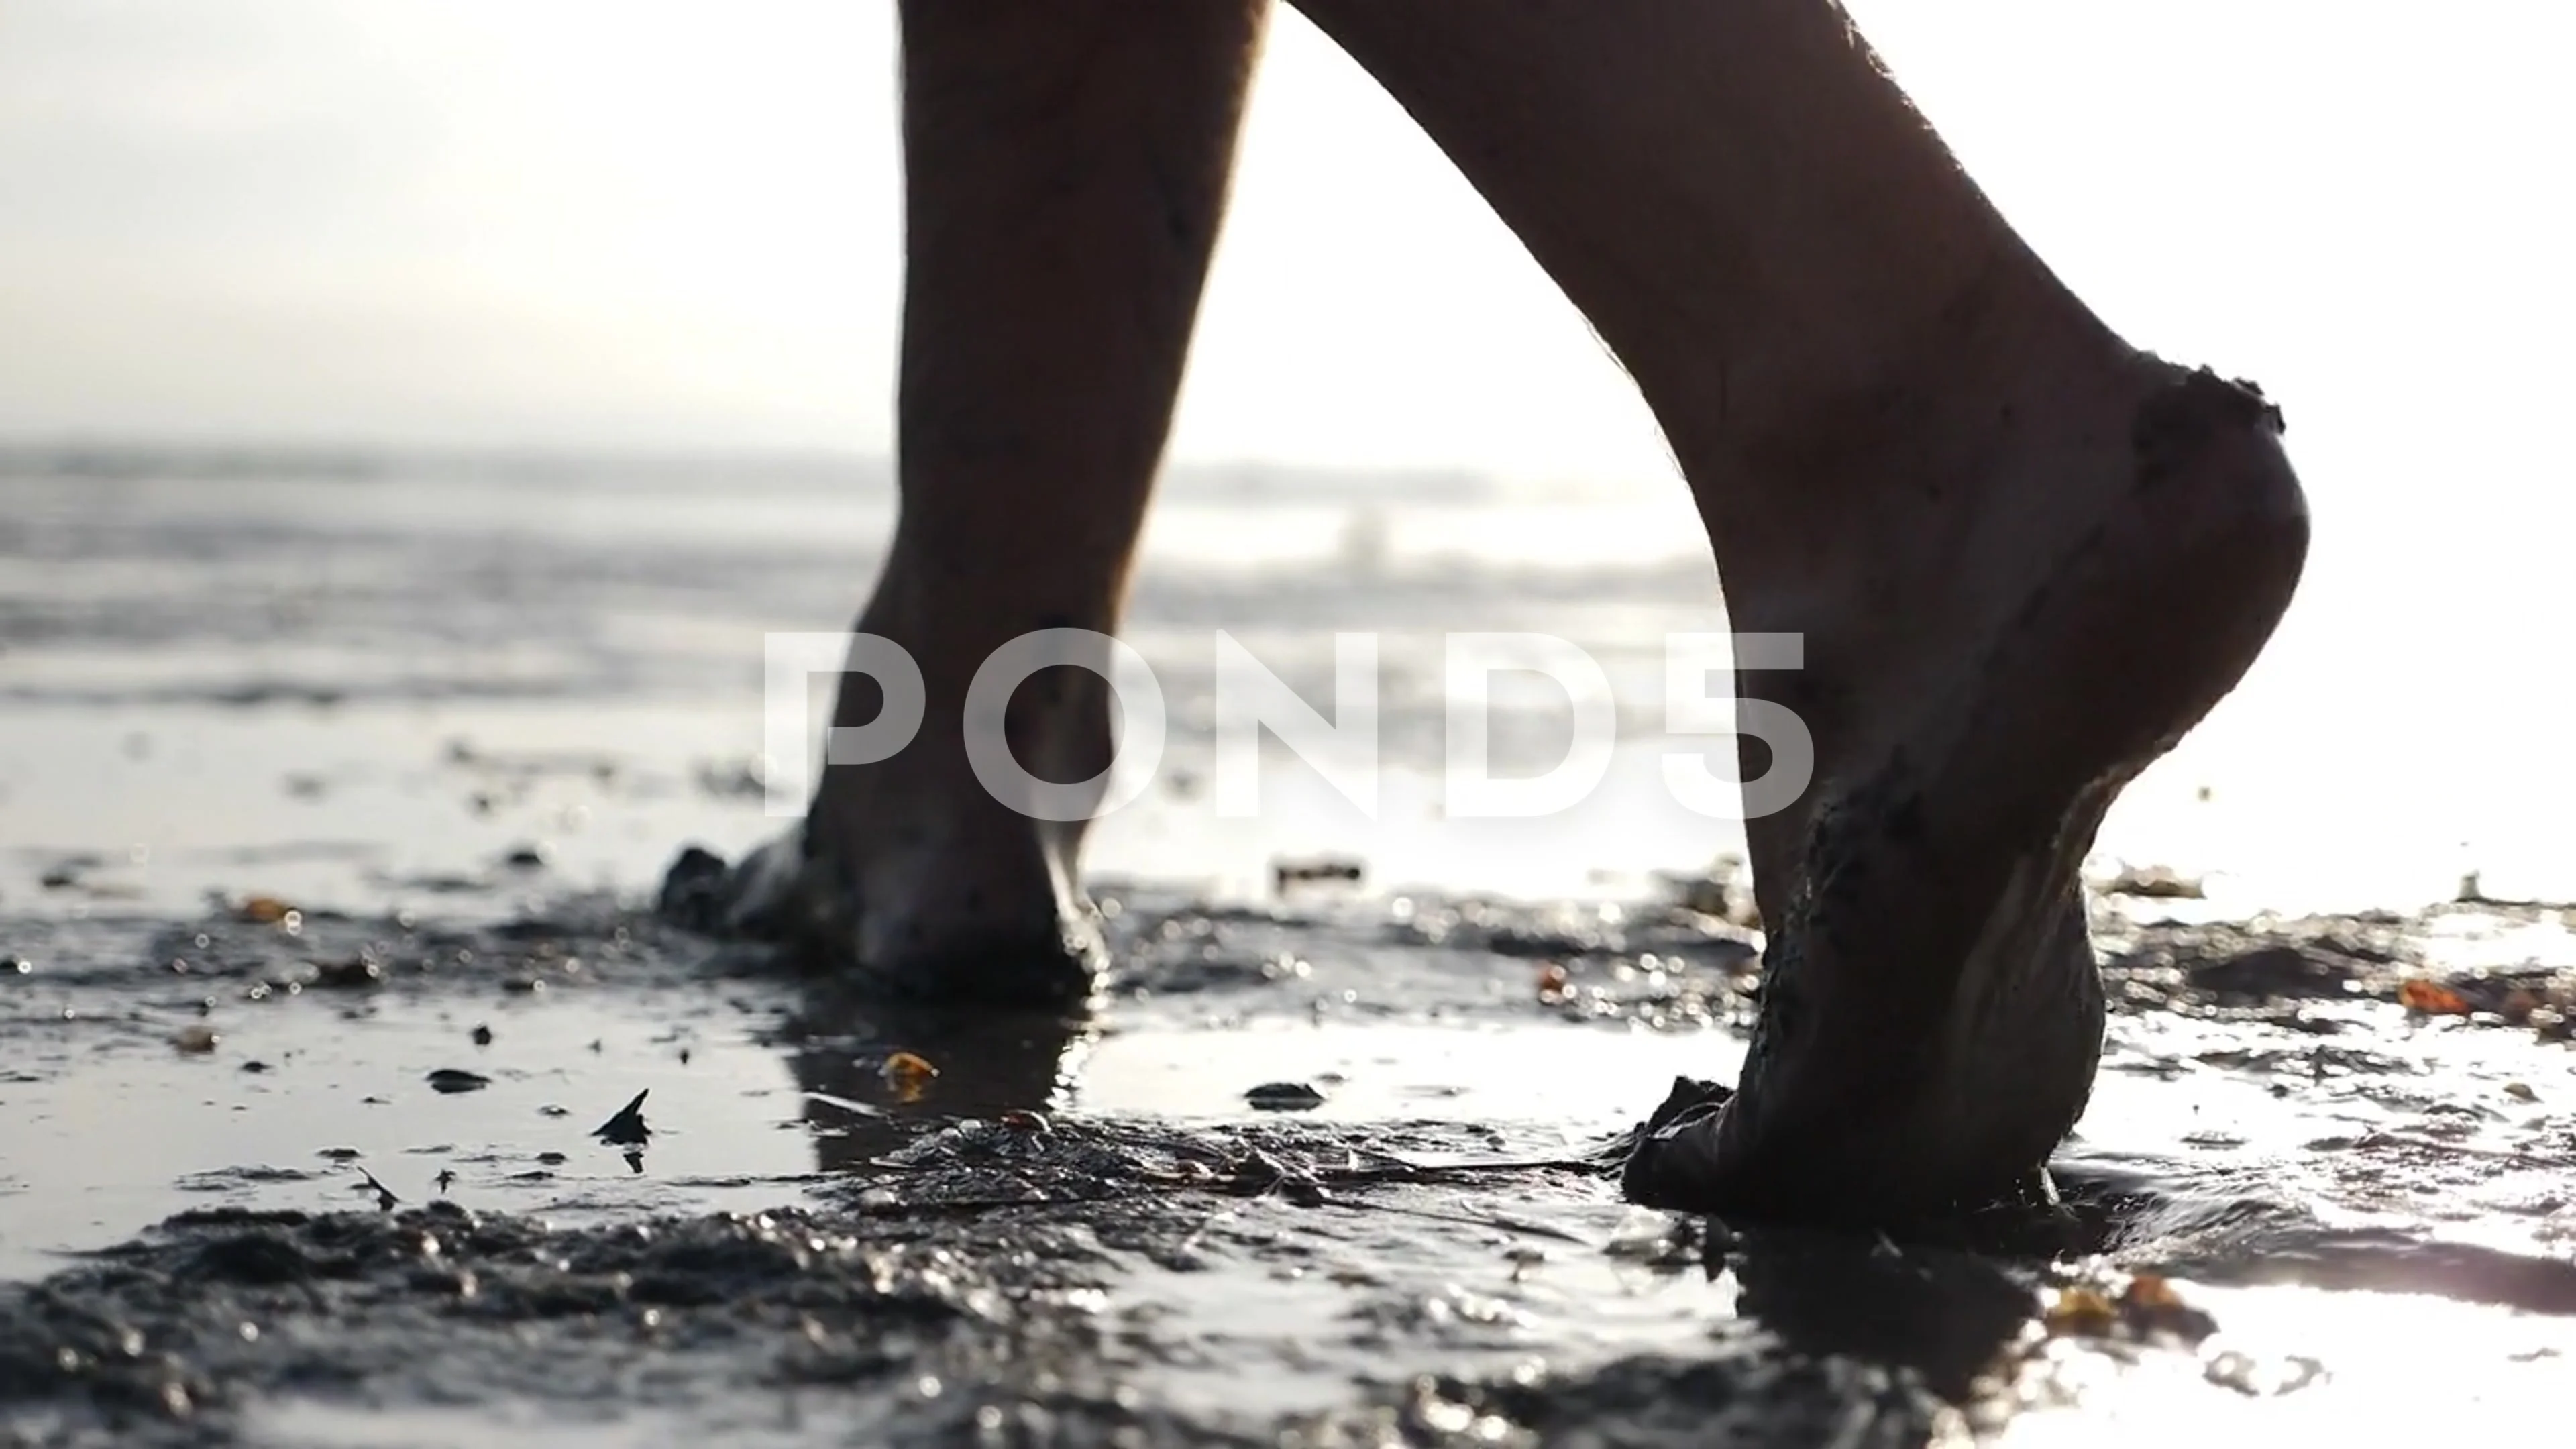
[3,438,2561,924]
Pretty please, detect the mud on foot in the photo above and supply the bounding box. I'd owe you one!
[656,827,1105,1009]
[1629,364,2311,1225]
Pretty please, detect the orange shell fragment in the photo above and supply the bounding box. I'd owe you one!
[2398,979,2471,1015]
[237,896,294,924]
[2041,1287,2119,1338]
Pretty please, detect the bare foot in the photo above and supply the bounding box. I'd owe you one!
[656,1,1265,1007]
[1625,352,2308,1223]
[1269,0,2312,1220]
[704,594,1113,1008]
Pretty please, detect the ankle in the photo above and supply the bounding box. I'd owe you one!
[1733,250,2121,458]
[1669,263,2143,610]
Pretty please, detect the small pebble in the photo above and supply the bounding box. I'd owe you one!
[1244,1081,1326,1112]
[311,958,383,990]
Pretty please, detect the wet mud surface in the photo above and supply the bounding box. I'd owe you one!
[9,462,2576,1442]
[7,878,2576,1446]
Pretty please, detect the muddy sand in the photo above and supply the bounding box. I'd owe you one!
[5,873,2576,1446]
[7,459,2576,1443]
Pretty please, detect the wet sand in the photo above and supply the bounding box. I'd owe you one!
[5,457,2575,1443]
[7,882,2576,1444]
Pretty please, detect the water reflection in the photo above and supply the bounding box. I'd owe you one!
[779,983,1093,1174]
[1723,1224,2037,1401]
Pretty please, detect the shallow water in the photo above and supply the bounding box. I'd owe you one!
[5,456,2576,1444]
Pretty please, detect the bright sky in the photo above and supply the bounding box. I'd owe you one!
[3,2,2564,482]
[3,6,2573,635]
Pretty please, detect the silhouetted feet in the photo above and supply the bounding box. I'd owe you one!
[1629,359,2308,1223]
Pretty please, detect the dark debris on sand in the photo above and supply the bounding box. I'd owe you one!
[0,1122,1953,1449]
[2098,906,2576,1037]
[11,869,2576,1444]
